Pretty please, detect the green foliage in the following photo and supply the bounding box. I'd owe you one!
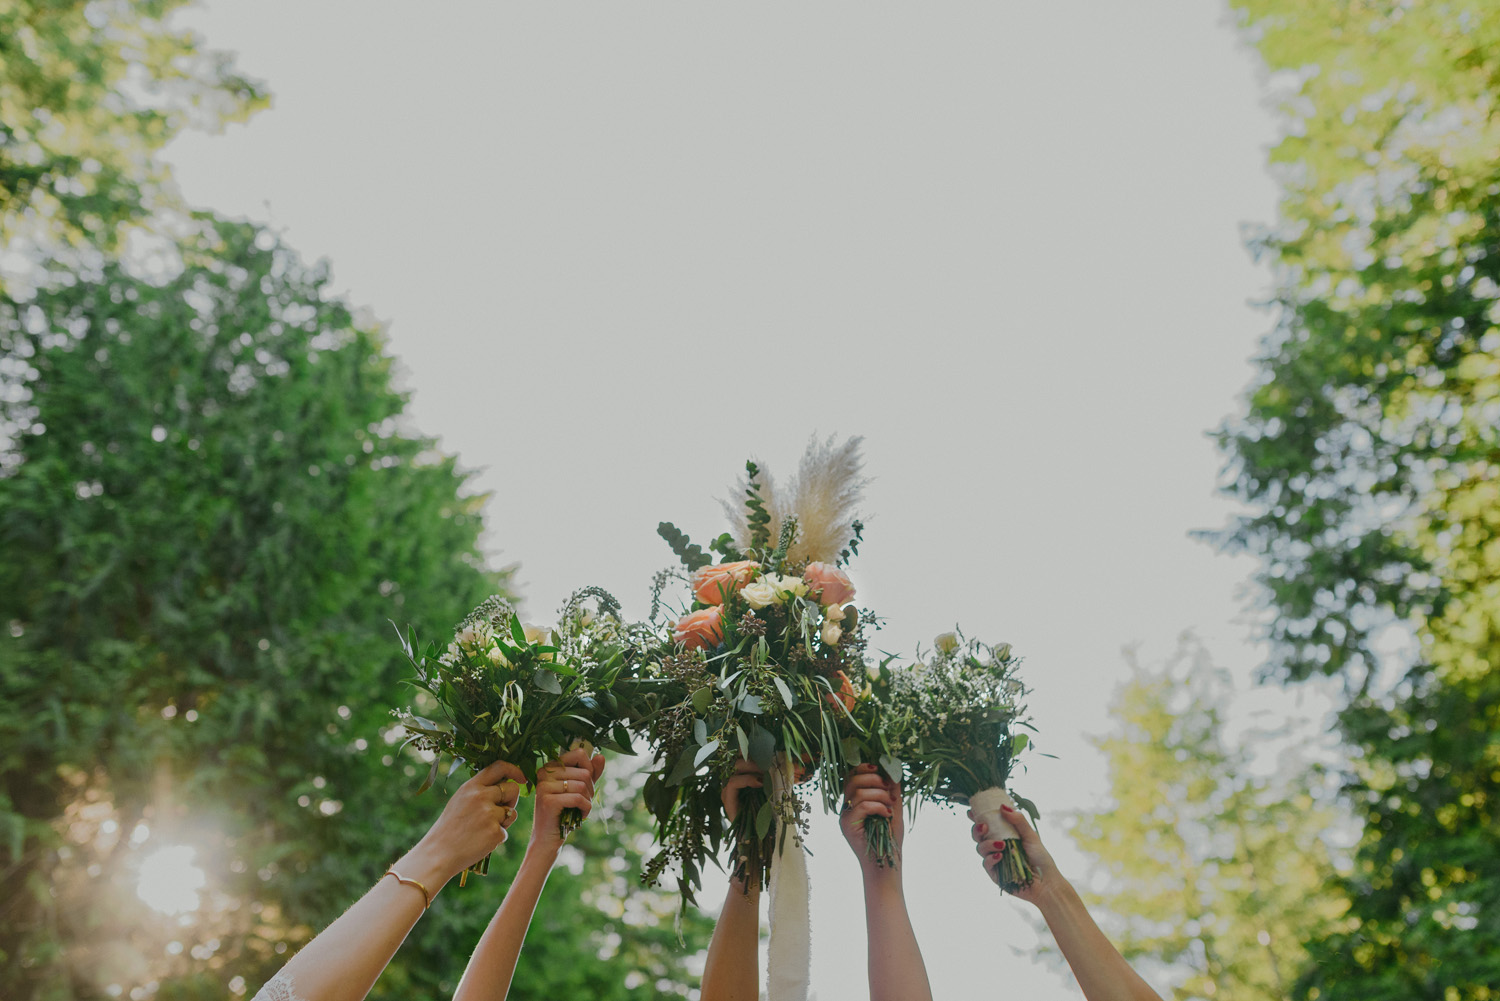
[656,522,711,571]
[1070,637,1346,1001]
[0,219,706,999]
[743,460,771,553]
[0,0,266,263]
[1216,3,1500,995]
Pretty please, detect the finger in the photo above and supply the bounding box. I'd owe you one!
[843,773,889,794]
[972,821,989,840]
[553,793,593,816]
[966,808,975,822]
[497,803,521,828]
[725,774,764,795]
[475,759,526,787]
[484,780,523,806]
[849,787,890,806]
[590,753,606,782]
[849,802,893,824]
[539,778,590,799]
[558,747,591,768]
[982,853,1001,884]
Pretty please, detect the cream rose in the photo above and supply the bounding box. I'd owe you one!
[934,632,960,654]
[821,620,843,646]
[741,580,779,609]
[766,573,809,599]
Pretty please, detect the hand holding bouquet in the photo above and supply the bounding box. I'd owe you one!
[890,633,1042,893]
[395,592,635,877]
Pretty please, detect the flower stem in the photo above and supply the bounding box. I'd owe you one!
[997,837,1034,893]
[729,785,774,893]
[863,816,898,868]
[559,806,583,841]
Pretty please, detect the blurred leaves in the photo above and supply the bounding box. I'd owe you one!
[1216,2,1500,996]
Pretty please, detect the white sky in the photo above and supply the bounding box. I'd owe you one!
[162,2,1315,997]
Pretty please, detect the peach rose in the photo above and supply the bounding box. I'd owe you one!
[824,670,857,713]
[802,562,856,606]
[692,560,762,606]
[673,606,725,651]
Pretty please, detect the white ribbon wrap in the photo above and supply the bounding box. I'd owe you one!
[766,756,810,1001]
[969,786,1021,842]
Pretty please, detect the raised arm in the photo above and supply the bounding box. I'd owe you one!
[453,745,606,1001]
[250,759,524,1001]
[970,803,1164,1001]
[841,763,933,1001]
[700,759,765,1001]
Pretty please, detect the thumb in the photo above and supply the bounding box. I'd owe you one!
[591,753,606,782]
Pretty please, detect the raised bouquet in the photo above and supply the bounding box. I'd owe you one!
[635,438,876,904]
[395,589,639,878]
[831,656,911,868]
[889,632,1041,893]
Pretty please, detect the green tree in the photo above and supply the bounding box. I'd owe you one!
[0,0,264,262]
[1217,2,1500,997]
[0,218,707,999]
[1070,636,1346,1001]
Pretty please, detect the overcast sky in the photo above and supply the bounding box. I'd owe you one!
[162,2,1310,996]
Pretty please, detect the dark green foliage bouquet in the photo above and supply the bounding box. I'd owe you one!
[635,440,876,905]
[889,633,1041,893]
[396,591,639,876]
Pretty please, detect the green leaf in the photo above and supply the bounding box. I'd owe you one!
[755,798,774,840]
[738,693,764,714]
[694,740,720,767]
[773,676,794,708]
[533,669,563,695]
[416,756,440,796]
[879,754,903,783]
[693,718,708,745]
[692,686,713,714]
[747,723,776,771]
[736,724,750,760]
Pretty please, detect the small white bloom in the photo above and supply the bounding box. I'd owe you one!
[934,632,959,654]
[821,620,842,646]
[824,603,846,622]
[741,581,779,609]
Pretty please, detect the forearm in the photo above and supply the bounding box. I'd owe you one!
[700,877,762,1001]
[1035,877,1163,1001]
[453,846,559,1001]
[254,845,451,1001]
[861,868,932,1001]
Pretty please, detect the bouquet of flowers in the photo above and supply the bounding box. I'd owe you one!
[831,655,911,868]
[635,438,874,904]
[889,632,1041,893]
[395,590,639,878]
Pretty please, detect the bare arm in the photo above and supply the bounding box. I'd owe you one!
[971,804,1164,1001]
[250,760,524,1001]
[700,760,765,1001]
[454,747,606,1001]
[842,764,933,1001]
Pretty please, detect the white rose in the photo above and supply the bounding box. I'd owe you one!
[934,632,959,654]
[821,621,843,646]
[489,646,511,668]
[993,642,1013,663]
[824,603,846,622]
[522,623,550,645]
[742,580,779,609]
[768,573,808,599]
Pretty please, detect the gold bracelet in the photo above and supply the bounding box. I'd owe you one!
[383,868,432,910]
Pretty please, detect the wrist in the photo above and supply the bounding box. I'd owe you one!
[522,837,563,868]
[1030,871,1076,915]
[394,841,459,898]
